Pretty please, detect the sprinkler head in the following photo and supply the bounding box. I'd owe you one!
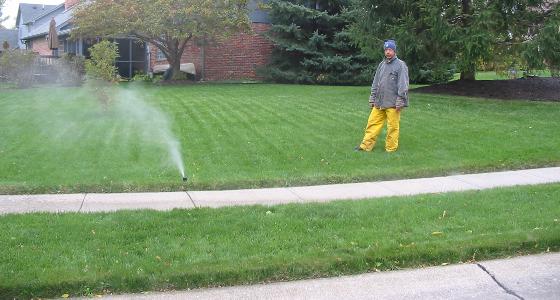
[182,176,188,182]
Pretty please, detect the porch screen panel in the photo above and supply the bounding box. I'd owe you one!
[115,38,146,78]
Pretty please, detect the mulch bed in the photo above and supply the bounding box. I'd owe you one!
[156,79,198,86]
[413,77,560,102]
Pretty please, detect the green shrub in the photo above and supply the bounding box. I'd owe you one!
[85,40,119,82]
[131,71,152,82]
[56,53,85,86]
[0,50,37,88]
[84,40,119,111]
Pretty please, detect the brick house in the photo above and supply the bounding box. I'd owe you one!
[18,0,273,80]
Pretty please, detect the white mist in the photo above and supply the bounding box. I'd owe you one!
[115,87,185,179]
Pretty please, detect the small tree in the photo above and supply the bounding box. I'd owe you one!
[2,41,8,50]
[0,50,37,88]
[85,40,119,82]
[85,40,119,110]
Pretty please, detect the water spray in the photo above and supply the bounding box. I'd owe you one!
[115,88,188,184]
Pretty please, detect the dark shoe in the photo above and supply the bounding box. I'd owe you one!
[354,145,364,151]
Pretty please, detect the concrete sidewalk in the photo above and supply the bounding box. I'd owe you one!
[85,253,560,300]
[1,167,559,214]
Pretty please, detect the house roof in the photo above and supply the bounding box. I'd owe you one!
[16,3,60,27]
[24,6,74,40]
[0,29,19,49]
[249,0,270,23]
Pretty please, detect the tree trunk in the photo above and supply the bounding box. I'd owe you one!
[460,70,475,80]
[461,0,471,18]
[163,38,189,81]
[168,55,181,80]
[460,0,475,81]
[162,38,178,80]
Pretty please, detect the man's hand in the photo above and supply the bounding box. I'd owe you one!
[369,95,377,109]
[395,97,404,112]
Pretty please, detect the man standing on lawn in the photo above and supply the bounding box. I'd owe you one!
[355,39,409,152]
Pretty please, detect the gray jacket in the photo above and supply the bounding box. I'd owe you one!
[369,56,409,109]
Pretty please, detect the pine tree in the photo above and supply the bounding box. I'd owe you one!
[523,4,560,76]
[349,0,551,83]
[260,0,372,85]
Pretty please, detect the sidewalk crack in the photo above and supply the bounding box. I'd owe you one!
[78,193,87,212]
[477,263,524,300]
[286,188,304,202]
[185,191,197,208]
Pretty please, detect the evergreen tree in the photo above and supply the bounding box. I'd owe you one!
[523,4,560,76]
[349,0,551,83]
[261,0,372,85]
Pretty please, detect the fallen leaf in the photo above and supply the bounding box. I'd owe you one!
[431,231,444,236]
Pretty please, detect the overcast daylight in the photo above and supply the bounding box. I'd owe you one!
[1,0,63,28]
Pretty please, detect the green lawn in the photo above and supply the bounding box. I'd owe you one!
[1,183,558,299]
[1,83,559,194]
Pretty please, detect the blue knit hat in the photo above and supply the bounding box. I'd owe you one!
[384,39,397,52]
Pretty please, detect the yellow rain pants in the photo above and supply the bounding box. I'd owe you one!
[359,107,401,152]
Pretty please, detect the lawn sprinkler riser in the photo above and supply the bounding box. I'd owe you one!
[182,176,188,182]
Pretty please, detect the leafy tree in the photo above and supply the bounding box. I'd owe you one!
[349,0,550,83]
[0,0,6,26]
[72,0,251,80]
[261,0,372,85]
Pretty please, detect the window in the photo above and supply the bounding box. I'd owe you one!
[156,49,167,61]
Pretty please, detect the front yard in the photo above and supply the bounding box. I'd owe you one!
[1,83,559,194]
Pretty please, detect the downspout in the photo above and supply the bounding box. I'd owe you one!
[129,38,132,78]
[146,43,150,74]
[201,37,206,81]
